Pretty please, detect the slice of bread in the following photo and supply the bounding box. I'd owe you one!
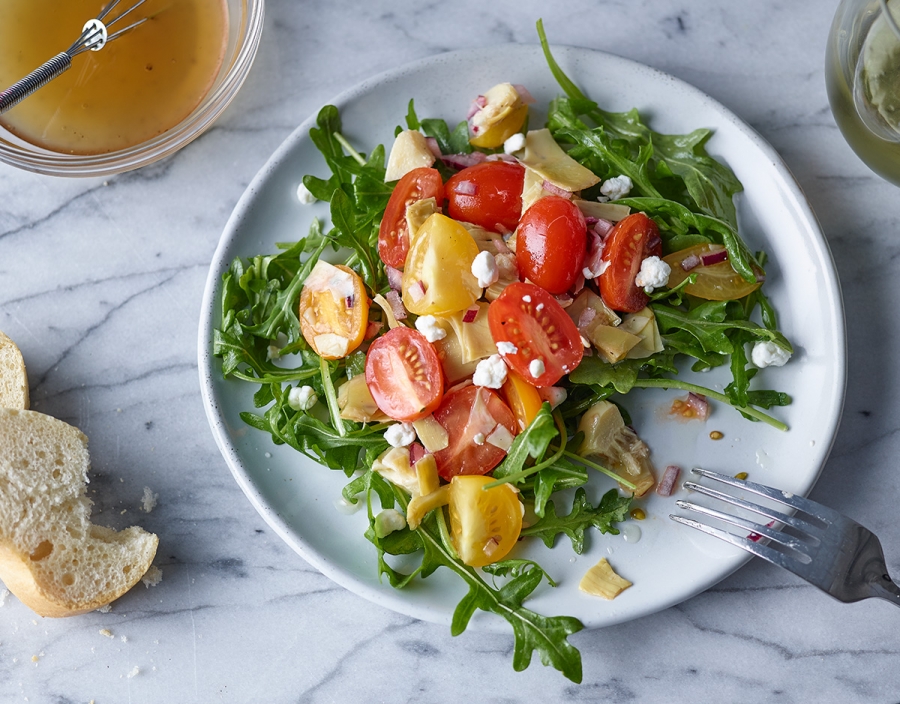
[0,330,29,410]
[0,409,158,617]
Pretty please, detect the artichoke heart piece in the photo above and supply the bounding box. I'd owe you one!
[443,302,498,365]
[579,558,632,599]
[338,374,390,423]
[620,307,664,359]
[372,446,419,496]
[577,401,656,496]
[517,129,601,193]
[520,165,553,216]
[567,290,641,363]
[574,199,632,223]
[469,83,529,149]
[406,197,439,243]
[385,129,436,182]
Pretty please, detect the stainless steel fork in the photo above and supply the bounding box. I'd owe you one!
[670,468,900,606]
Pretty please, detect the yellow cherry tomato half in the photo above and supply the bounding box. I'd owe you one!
[663,243,763,301]
[449,475,523,567]
[402,213,481,316]
[500,369,544,432]
[299,261,369,359]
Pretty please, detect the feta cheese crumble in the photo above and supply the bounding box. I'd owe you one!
[496,341,518,355]
[598,174,633,201]
[529,358,545,379]
[473,432,486,445]
[751,341,791,368]
[471,250,500,288]
[415,314,447,342]
[288,385,318,411]
[473,354,508,389]
[503,132,526,154]
[296,182,317,204]
[384,422,416,448]
[634,256,671,291]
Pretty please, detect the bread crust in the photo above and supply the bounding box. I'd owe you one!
[0,330,29,410]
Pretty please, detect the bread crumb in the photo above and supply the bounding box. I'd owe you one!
[0,588,8,606]
[96,604,112,613]
[142,565,163,588]
[120,635,128,643]
[31,655,38,663]
[99,629,114,639]
[127,666,140,678]
[141,487,158,513]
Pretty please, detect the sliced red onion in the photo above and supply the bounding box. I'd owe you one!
[583,232,606,278]
[424,137,442,158]
[364,320,383,340]
[572,271,585,294]
[656,465,681,497]
[541,180,573,199]
[446,378,474,395]
[490,234,512,255]
[554,293,574,309]
[591,218,614,238]
[409,442,427,465]
[756,272,767,283]
[485,152,518,163]
[686,392,710,420]
[584,216,599,226]
[577,306,597,330]
[462,306,479,323]
[466,95,487,119]
[407,280,427,303]
[454,180,477,196]
[441,152,487,170]
[681,254,701,272]
[701,249,729,266]
[512,84,536,105]
[385,264,403,291]
[385,290,408,320]
[748,520,775,543]
[345,295,355,308]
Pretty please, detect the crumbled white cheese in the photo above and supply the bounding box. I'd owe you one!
[634,256,671,291]
[374,508,407,538]
[529,358,545,378]
[598,175,633,201]
[751,341,791,368]
[503,132,526,154]
[473,354,508,389]
[288,385,318,411]
[296,182,317,204]
[471,250,500,288]
[415,314,447,342]
[473,432,486,445]
[496,341,518,356]
[384,422,416,448]
[582,267,595,280]
[522,294,532,303]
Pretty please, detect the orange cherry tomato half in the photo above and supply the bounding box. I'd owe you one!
[432,385,518,481]
[663,243,763,301]
[378,167,444,269]
[488,282,584,387]
[516,195,587,294]
[364,326,444,422]
[298,262,369,359]
[598,212,663,313]
[445,161,525,234]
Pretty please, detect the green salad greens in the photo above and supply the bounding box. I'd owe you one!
[213,20,792,683]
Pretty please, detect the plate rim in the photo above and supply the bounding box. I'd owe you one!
[197,43,847,630]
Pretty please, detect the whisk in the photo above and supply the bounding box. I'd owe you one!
[0,0,150,115]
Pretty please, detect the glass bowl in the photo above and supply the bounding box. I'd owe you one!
[0,0,264,177]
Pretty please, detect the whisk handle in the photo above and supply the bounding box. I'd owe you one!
[0,53,72,115]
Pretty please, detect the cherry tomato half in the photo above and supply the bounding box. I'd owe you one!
[449,475,523,567]
[663,243,763,301]
[488,282,584,387]
[516,195,587,294]
[445,161,525,234]
[598,212,663,313]
[298,262,369,359]
[378,167,444,269]
[365,326,444,422]
[432,385,518,481]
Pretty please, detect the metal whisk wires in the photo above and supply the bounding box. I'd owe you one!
[0,1,150,115]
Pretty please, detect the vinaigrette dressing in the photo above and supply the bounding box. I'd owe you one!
[0,0,227,155]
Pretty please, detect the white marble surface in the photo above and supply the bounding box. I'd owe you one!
[1,0,899,701]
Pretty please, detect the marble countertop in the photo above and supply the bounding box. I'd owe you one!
[2,0,899,701]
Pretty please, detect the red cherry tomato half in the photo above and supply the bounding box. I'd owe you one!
[488,282,584,387]
[432,385,518,481]
[598,212,663,313]
[365,326,444,421]
[378,167,444,269]
[516,195,587,294]
[445,161,525,234]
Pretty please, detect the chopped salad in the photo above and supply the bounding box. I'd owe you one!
[213,21,793,683]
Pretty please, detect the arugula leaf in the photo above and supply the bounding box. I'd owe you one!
[522,488,632,553]
[653,302,793,355]
[491,404,558,481]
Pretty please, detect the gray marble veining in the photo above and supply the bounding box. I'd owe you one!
[2,0,900,701]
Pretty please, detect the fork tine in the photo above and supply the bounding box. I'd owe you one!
[683,480,823,537]
[670,513,808,572]
[690,468,842,524]
[674,499,813,556]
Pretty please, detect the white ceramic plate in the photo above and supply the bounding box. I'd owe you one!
[198,45,845,631]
